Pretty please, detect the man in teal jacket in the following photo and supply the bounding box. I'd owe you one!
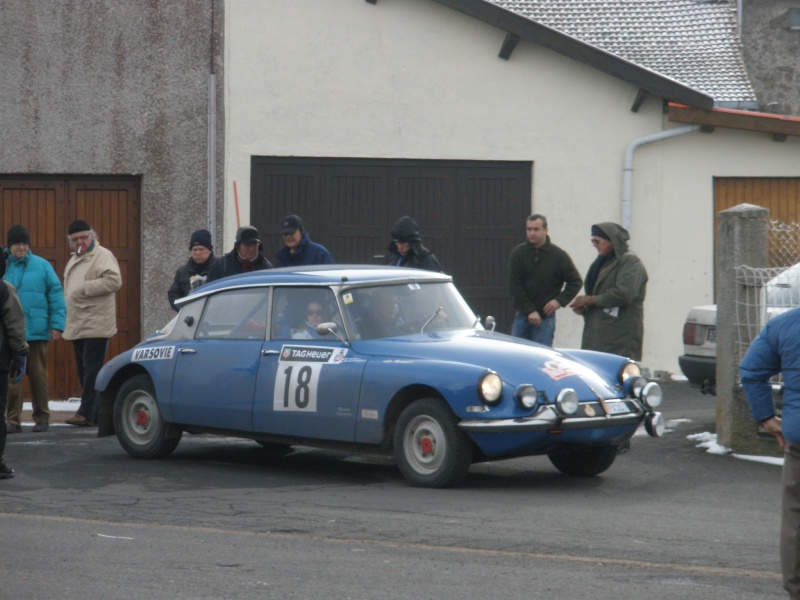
[3,225,66,433]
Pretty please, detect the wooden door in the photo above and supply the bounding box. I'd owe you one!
[0,176,141,400]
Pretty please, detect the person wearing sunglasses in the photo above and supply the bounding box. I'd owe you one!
[571,222,648,361]
[292,300,331,340]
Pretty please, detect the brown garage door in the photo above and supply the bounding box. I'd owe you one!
[0,176,141,400]
[251,157,531,332]
[714,177,800,267]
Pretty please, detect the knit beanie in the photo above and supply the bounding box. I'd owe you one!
[68,220,92,235]
[591,225,611,241]
[189,229,213,251]
[7,225,30,247]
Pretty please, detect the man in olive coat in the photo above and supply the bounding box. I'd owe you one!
[571,222,648,361]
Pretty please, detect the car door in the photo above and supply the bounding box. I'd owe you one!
[252,287,367,442]
[169,286,270,431]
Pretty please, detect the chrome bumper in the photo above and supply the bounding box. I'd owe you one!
[458,404,645,434]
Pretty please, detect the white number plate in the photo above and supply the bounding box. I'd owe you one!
[606,402,630,415]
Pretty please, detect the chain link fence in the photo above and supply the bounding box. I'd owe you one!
[735,219,800,363]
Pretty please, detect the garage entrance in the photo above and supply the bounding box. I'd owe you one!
[0,176,141,400]
[251,157,532,332]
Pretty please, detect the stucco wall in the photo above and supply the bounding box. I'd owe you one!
[742,0,800,116]
[0,0,223,336]
[225,0,800,373]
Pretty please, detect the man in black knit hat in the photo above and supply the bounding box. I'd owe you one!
[167,229,216,310]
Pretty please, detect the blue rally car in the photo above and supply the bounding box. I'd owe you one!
[95,266,664,488]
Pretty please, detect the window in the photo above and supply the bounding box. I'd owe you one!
[195,288,269,340]
[271,287,340,341]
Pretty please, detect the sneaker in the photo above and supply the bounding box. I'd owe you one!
[6,424,21,434]
[65,414,92,427]
[32,422,49,433]
[0,461,14,479]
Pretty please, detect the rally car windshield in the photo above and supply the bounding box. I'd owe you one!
[341,282,478,341]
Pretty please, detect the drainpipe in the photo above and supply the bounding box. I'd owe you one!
[207,0,217,243]
[622,125,699,230]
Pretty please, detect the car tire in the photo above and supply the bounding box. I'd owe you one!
[114,374,182,459]
[547,444,618,477]
[393,398,473,488]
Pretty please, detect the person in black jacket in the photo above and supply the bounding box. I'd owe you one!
[167,229,215,311]
[206,226,272,283]
[384,216,441,272]
[509,214,582,347]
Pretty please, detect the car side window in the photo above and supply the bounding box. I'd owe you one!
[195,288,269,340]
[271,287,340,341]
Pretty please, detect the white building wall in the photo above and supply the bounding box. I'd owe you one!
[225,0,800,374]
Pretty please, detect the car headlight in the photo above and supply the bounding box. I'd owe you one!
[639,382,663,409]
[515,384,538,409]
[555,388,579,415]
[618,361,641,384]
[478,371,503,405]
[628,376,647,399]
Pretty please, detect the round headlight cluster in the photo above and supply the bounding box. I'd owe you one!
[515,384,538,409]
[619,361,641,383]
[555,388,579,415]
[639,381,663,409]
[478,371,503,405]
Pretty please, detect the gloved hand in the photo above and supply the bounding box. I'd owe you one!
[9,355,26,384]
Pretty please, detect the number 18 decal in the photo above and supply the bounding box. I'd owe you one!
[274,346,348,412]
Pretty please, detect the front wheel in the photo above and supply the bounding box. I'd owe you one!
[114,375,182,459]
[547,444,618,477]
[393,398,473,488]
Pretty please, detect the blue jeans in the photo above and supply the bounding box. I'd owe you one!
[511,311,555,347]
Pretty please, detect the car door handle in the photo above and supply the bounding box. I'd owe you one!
[179,348,197,354]
[261,349,281,356]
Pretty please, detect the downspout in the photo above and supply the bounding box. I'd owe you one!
[207,0,217,243]
[622,125,700,230]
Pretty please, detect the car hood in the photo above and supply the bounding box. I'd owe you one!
[351,329,624,399]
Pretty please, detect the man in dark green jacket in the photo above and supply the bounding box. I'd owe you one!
[570,222,648,361]
[508,214,582,346]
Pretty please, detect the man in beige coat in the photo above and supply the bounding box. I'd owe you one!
[62,220,122,426]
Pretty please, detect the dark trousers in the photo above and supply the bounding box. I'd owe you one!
[72,338,109,423]
[0,372,9,458]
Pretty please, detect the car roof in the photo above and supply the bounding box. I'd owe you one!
[178,264,452,305]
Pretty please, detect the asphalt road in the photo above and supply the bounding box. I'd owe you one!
[0,383,787,599]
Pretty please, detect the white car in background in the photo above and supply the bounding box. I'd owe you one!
[679,263,800,396]
[679,305,717,395]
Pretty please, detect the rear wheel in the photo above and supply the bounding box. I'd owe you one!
[393,398,473,488]
[114,375,182,459]
[547,445,618,477]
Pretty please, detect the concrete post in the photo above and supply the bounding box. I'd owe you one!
[715,204,778,455]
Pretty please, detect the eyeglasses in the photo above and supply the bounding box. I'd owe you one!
[307,309,325,316]
[590,238,604,245]
[69,233,91,243]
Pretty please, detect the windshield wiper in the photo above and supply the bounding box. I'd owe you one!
[420,307,443,334]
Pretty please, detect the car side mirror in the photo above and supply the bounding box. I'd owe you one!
[318,321,348,345]
[485,316,496,332]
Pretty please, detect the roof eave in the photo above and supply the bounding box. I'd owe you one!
[429,0,715,109]
[668,103,800,139]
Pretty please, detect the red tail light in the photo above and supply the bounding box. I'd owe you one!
[683,322,701,345]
